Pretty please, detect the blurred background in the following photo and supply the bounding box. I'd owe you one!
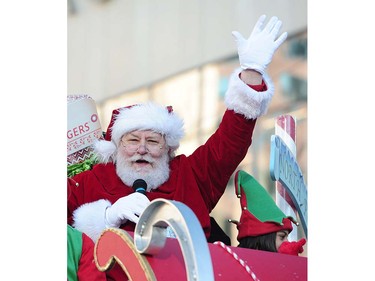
[68,0,307,253]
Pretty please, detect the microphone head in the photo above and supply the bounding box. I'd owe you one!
[132,179,147,195]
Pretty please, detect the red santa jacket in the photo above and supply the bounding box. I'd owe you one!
[68,109,256,238]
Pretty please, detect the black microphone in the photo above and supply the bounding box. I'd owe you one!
[132,179,147,195]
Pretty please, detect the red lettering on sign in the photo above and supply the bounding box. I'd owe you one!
[67,122,91,139]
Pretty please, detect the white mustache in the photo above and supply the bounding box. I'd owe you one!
[129,155,154,164]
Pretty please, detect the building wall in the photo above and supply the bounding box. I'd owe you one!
[68,0,307,102]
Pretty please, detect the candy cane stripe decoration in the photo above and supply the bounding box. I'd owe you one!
[275,115,298,241]
[214,241,260,281]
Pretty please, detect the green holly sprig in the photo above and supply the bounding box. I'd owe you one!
[67,157,98,177]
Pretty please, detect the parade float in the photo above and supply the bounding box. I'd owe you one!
[67,95,307,281]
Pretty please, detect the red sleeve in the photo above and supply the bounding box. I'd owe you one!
[248,79,267,91]
[77,233,107,281]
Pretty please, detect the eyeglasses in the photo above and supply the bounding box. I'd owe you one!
[120,139,164,153]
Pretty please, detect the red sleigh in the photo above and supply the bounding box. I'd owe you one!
[94,199,307,281]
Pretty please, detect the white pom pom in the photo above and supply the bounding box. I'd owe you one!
[93,140,117,163]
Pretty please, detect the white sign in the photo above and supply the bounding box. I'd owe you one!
[67,96,102,156]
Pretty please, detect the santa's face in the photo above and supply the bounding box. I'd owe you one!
[115,130,170,190]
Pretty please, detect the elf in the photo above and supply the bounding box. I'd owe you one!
[230,170,306,255]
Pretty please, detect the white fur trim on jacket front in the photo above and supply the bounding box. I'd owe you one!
[224,68,274,119]
[72,199,112,242]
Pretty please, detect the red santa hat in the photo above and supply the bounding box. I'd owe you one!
[231,170,298,241]
[93,102,184,163]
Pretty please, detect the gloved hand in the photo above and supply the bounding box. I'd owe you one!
[105,193,151,227]
[232,14,288,74]
[278,238,306,256]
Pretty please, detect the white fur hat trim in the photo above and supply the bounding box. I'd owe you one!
[93,102,184,162]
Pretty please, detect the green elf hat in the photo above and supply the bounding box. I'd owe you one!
[231,170,298,241]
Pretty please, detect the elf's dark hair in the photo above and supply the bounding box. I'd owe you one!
[237,232,277,252]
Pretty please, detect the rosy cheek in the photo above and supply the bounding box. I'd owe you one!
[119,148,133,157]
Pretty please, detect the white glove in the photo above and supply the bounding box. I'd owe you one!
[105,193,151,227]
[232,14,288,74]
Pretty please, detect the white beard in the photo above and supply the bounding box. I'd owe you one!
[115,152,170,191]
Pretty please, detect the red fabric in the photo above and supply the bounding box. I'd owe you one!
[68,83,265,280]
[68,110,256,234]
[278,238,306,256]
[77,233,107,281]
[68,110,256,280]
[238,70,267,92]
[236,210,293,240]
[248,80,267,91]
[104,108,121,141]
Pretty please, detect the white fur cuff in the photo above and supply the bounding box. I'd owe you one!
[224,68,275,119]
[72,199,112,242]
